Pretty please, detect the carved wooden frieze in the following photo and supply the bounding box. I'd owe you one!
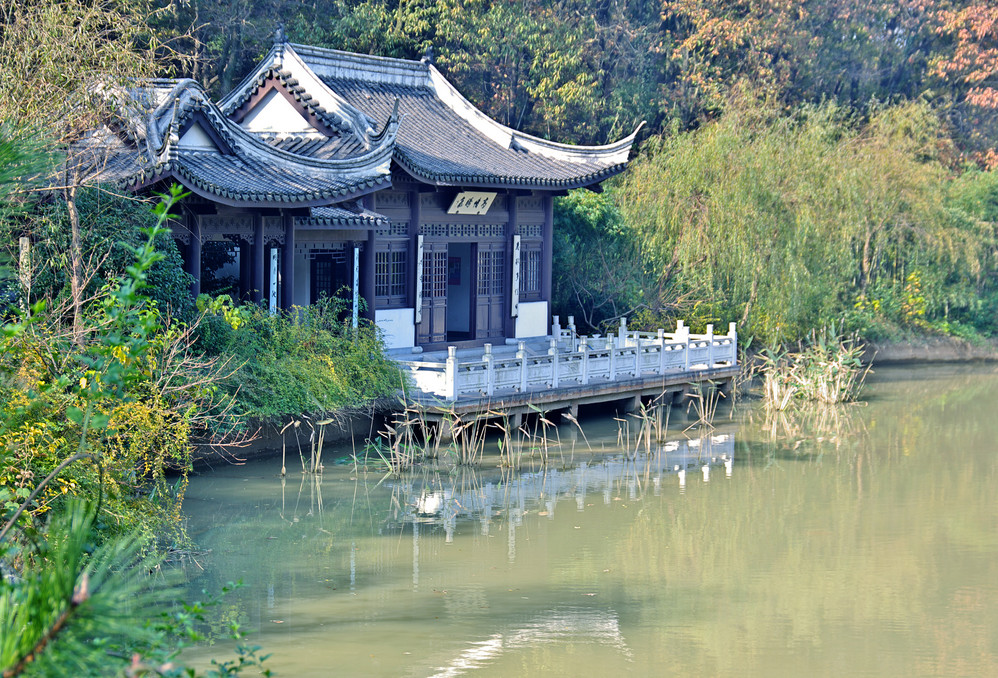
[516,197,543,212]
[418,223,506,239]
[375,191,410,208]
[263,216,285,245]
[200,215,252,236]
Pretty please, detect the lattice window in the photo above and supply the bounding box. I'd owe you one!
[491,250,504,296]
[375,243,408,307]
[477,249,505,296]
[423,250,447,299]
[420,224,505,239]
[520,246,541,300]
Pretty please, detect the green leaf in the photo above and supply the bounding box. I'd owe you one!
[66,406,85,425]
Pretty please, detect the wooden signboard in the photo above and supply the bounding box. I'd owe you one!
[447,191,497,215]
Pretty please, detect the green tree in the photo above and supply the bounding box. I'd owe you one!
[615,96,983,342]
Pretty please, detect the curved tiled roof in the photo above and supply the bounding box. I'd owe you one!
[101,78,396,207]
[324,76,634,188]
[296,204,389,228]
[222,43,640,190]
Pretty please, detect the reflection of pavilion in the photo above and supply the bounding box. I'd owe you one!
[385,433,736,548]
[427,606,632,678]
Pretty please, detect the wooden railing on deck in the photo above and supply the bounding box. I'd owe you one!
[402,317,738,401]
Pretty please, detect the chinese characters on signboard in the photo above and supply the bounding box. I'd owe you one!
[447,191,497,215]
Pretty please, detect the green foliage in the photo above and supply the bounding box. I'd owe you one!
[758,328,868,409]
[553,190,659,332]
[203,297,403,423]
[0,186,231,546]
[614,97,987,343]
[0,501,171,677]
[1,499,273,677]
[17,187,195,323]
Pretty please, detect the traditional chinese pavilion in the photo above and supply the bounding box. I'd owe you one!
[103,39,640,352]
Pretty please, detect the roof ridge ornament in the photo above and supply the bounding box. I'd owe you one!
[274,23,286,46]
[420,46,434,66]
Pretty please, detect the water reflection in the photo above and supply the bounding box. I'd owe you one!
[428,606,632,678]
[182,365,998,677]
[383,433,736,553]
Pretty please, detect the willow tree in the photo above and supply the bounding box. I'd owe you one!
[615,97,983,343]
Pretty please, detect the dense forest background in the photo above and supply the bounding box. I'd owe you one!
[3,0,998,343]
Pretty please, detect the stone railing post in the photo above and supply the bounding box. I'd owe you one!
[552,315,561,339]
[677,320,691,371]
[445,346,458,400]
[549,338,559,388]
[674,319,688,341]
[608,336,617,381]
[517,341,528,392]
[483,343,494,395]
[617,316,627,348]
[729,321,738,365]
[657,329,666,374]
[579,336,590,384]
[706,323,714,368]
[567,315,577,349]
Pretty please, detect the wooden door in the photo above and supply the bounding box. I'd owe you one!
[311,251,351,305]
[475,243,506,340]
[417,242,448,345]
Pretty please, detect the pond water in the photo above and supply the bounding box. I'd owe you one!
[181,364,998,677]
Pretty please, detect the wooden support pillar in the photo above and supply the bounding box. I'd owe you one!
[238,239,251,299]
[361,194,376,320]
[541,193,553,303]
[408,190,420,309]
[505,190,518,339]
[188,214,201,298]
[364,234,376,321]
[252,214,264,304]
[281,212,295,309]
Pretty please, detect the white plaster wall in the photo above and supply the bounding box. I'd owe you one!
[179,123,217,150]
[241,89,318,134]
[293,252,310,306]
[376,308,416,349]
[515,301,548,338]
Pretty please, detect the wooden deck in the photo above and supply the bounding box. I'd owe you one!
[392,318,739,421]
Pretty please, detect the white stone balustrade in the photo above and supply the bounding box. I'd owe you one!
[401,319,738,401]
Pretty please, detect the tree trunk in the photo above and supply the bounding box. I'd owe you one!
[860,228,872,294]
[66,185,83,346]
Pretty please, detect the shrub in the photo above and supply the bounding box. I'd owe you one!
[757,327,868,409]
[204,296,404,423]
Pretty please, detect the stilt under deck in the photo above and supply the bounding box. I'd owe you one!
[393,317,739,425]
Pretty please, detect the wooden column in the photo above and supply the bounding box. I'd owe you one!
[408,189,420,309]
[238,239,251,299]
[252,214,264,304]
[281,212,295,309]
[188,214,201,298]
[504,191,518,339]
[363,194,376,321]
[541,193,553,303]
